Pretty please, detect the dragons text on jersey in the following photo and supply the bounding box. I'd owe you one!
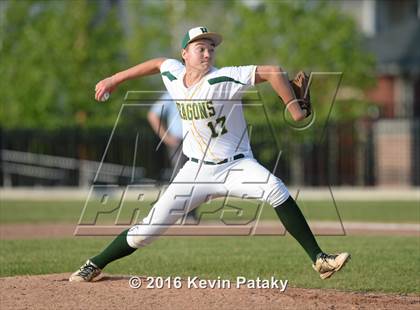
[176,101,215,120]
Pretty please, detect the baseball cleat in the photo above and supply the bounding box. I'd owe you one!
[69,260,102,282]
[312,252,351,280]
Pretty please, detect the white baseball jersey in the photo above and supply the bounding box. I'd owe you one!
[160,59,256,162]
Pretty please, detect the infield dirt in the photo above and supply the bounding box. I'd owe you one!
[1,222,418,240]
[0,273,419,309]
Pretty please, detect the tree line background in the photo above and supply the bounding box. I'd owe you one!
[0,0,377,185]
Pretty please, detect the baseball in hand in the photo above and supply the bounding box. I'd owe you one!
[101,92,110,102]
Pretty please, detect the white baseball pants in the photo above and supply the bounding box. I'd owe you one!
[127,157,289,248]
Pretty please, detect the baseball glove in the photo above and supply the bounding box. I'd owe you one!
[290,71,312,118]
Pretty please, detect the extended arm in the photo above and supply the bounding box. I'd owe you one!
[95,58,167,101]
[255,66,306,121]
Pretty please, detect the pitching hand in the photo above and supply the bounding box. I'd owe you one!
[95,76,117,102]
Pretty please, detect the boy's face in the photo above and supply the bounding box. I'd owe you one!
[182,39,215,71]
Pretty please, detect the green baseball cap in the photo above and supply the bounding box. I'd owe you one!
[181,27,223,49]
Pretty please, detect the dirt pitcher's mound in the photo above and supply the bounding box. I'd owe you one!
[0,274,419,310]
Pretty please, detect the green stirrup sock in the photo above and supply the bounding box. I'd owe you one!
[90,229,137,269]
[274,196,322,263]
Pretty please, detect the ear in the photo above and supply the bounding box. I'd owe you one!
[181,48,188,61]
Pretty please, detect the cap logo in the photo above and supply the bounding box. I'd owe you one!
[200,27,208,33]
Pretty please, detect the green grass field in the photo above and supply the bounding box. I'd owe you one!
[0,199,419,294]
[1,199,419,224]
[0,236,419,293]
